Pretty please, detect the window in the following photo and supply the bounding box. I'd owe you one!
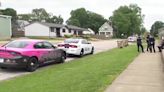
[69,29,71,33]
[62,29,65,33]
[34,42,44,49]
[64,39,79,43]
[100,32,105,35]
[5,41,29,48]
[106,32,111,35]
[50,27,55,32]
[81,40,88,44]
[43,42,54,49]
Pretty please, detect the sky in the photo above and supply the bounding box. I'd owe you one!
[1,0,164,30]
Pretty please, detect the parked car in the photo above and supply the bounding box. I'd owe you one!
[57,38,94,57]
[0,39,66,72]
[128,36,137,42]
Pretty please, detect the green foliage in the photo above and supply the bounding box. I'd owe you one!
[67,8,106,33]
[110,4,144,38]
[64,34,73,38]
[150,21,164,37]
[0,46,138,92]
[18,8,64,24]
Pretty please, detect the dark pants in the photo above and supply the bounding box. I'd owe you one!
[137,44,144,52]
[149,44,156,53]
[146,43,150,51]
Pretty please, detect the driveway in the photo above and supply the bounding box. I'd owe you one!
[0,39,118,81]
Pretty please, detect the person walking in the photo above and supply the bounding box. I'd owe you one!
[149,35,156,53]
[146,35,150,52]
[137,36,144,52]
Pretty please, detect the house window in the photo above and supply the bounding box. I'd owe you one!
[69,29,71,33]
[100,32,105,35]
[62,29,65,33]
[106,32,111,35]
[50,27,54,32]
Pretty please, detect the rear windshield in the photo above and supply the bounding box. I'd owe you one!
[64,39,79,43]
[4,41,29,48]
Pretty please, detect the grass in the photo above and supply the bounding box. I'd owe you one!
[0,45,138,92]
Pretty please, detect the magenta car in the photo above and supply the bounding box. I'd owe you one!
[0,39,66,72]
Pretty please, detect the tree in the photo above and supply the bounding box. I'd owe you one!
[150,21,164,37]
[32,8,50,22]
[110,4,144,38]
[67,8,106,33]
[47,15,63,24]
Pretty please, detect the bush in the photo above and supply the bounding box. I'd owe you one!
[64,34,73,38]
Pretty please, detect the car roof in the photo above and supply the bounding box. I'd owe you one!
[12,39,45,43]
[65,38,85,40]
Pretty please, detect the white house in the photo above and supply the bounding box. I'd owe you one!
[99,22,113,37]
[25,22,86,38]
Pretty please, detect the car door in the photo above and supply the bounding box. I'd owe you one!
[81,39,91,54]
[42,42,60,61]
[34,42,50,62]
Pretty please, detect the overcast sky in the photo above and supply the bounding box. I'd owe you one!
[1,0,164,30]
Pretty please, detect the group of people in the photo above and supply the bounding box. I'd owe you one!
[137,35,156,53]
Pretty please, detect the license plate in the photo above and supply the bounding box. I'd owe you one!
[0,58,4,63]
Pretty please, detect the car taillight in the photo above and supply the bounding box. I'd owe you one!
[69,45,77,48]
[58,44,64,47]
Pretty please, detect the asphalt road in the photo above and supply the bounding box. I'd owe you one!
[0,40,118,81]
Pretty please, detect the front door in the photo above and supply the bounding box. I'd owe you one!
[56,28,61,37]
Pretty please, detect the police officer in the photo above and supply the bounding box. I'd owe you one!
[149,35,156,53]
[137,36,144,52]
[146,35,150,51]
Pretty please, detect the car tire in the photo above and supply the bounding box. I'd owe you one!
[79,49,84,57]
[59,53,66,63]
[90,47,94,54]
[26,57,39,72]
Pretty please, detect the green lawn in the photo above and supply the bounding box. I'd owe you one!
[0,45,138,92]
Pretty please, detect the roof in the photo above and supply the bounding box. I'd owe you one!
[38,22,65,28]
[26,22,87,31]
[14,39,45,43]
[0,15,12,18]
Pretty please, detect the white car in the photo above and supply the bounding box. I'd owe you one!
[128,36,137,42]
[57,38,94,56]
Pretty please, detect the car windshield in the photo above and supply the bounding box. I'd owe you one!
[4,41,29,48]
[64,39,79,43]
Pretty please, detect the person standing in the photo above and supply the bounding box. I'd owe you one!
[137,36,144,52]
[146,35,150,51]
[149,35,156,53]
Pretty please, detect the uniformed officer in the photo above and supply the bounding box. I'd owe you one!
[137,36,144,52]
[149,35,156,53]
[146,35,150,52]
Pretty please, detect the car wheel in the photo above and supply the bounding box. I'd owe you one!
[79,49,84,57]
[90,47,94,54]
[59,53,66,63]
[26,57,39,72]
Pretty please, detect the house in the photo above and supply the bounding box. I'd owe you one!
[99,22,113,37]
[17,20,30,31]
[12,20,30,37]
[0,15,12,40]
[25,22,86,38]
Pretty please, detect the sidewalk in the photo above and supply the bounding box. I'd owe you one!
[104,52,164,92]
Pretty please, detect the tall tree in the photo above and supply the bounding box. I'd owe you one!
[47,15,63,24]
[32,8,50,22]
[110,4,144,38]
[150,21,164,37]
[67,8,106,33]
